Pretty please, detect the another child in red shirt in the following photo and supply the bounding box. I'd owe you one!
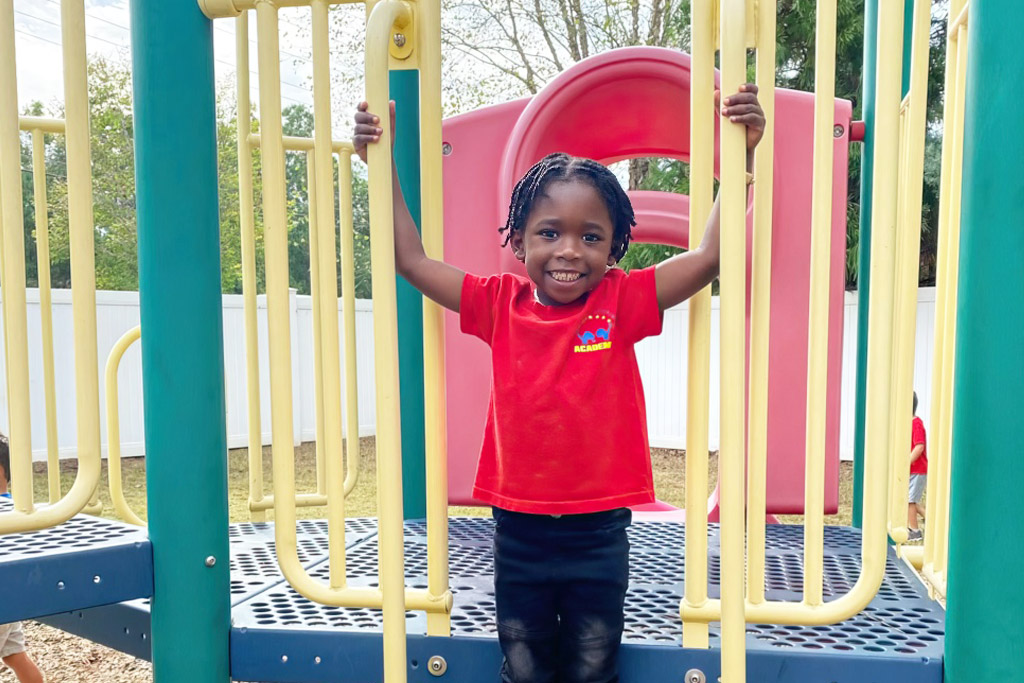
[908,391,928,542]
[355,87,765,683]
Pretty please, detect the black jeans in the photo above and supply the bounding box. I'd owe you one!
[492,507,631,683]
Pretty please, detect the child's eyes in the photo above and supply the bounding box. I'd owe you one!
[582,234,602,244]
[539,229,558,239]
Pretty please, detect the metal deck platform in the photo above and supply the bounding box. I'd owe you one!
[29,515,944,682]
[0,499,152,625]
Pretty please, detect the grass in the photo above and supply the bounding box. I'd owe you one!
[31,438,856,527]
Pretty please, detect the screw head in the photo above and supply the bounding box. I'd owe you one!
[205,555,217,567]
[427,655,447,676]
[685,669,706,683]
[833,124,845,138]
[393,33,407,48]
[441,142,453,156]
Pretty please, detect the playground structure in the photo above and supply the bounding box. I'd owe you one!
[0,0,1020,682]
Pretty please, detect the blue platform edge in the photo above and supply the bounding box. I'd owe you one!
[0,501,152,624]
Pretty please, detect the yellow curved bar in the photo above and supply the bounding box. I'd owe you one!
[801,0,837,607]
[744,0,775,608]
[310,0,348,584]
[680,0,715,650]
[106,326,145,526]
[337,150,362,498]
[31,129,62,503]
[0,0,101,533]
[718,0,749,679]
[416,0,451,638]
[681,0,905,632]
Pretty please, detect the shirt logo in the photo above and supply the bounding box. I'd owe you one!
[574,314,614,353]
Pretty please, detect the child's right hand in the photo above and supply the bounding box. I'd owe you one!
[353,100,396,163]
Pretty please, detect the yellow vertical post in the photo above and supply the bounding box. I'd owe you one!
[236,11,267,522]
[745,0,775,607]
[0,0,35,513]
[32,129,61,503]
[802,0,838,607]
[718,0,748,679]
[681,0,715,649]
[336,148,362,497]
[305,150,328,498]
[310,0,348,583]
[416,0,451,637]
[861,0,906,596]
[366,2,413,679]
[932,21,968,581]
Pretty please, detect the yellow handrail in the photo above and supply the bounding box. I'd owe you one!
[0,0,101,534]
[29,128,62,503]
[105,326,145,526]
[717,0,749,679]
[922,1,969,600]
[744,0,775,609]
[682,0,904,636]
[306,150,328,499]
[680,0,715,650]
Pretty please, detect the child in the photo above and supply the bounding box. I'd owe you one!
[908,392,927,542]
[355,86,765,682]
[0,437,45,683]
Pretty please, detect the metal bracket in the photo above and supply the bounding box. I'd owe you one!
[388,2,415,60]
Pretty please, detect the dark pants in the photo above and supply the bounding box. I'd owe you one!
[492,507,631,683]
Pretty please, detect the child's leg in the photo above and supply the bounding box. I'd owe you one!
[493,508,560,683]
[556,508,631,683]
[3,653,44,683]
[907,503,919,529]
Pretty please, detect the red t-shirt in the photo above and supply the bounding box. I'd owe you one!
[910,416,928,475]
[460,267,663,514]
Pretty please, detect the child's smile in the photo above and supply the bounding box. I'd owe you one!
[511,180,618,306]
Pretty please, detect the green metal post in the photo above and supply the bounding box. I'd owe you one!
[391,69,427,519]
[851,0,878,527]
[945,2,1024,679]
[129,3,230,681]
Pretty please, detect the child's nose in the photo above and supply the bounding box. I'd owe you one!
[555,239,581,260]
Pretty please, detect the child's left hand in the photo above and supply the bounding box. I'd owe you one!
[716,84,766,152]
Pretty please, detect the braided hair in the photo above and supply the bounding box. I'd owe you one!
[499,153,636,262]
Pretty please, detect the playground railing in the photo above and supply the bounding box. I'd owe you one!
[682,1,908,680]
[106,326,146,526]
[886,0,933,549]
[0,1,102,534]
[198,0,452,681]
[919,0,970,602]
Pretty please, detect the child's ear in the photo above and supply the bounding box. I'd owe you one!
[509,231,526,262]
[607,253,617,267]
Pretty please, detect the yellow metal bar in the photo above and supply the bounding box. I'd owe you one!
[32,129,62,503]
[366,1,415,678]
[337,151,362,498]
[306,150,328,498]
[249,132,355,154]
[200,0,363,20]
[931,22,968,582]
[948,1,969,35]
[0,0,36,515]
[106,326,145,526]
[18,116,65,134]
[249,493,328,512]
[680,0,715,650]
[237,12,269,522]
[744,0,775,609]
[0,0,101,532]
[310,0,348,586]
[718,1,748,680]
[416,0,450,638]
[801,0,838,608]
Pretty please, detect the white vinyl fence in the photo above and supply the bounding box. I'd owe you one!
[4,288,935,462]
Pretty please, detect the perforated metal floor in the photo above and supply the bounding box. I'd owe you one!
[0,499,152,624]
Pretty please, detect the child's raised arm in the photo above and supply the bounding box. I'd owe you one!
[653,84,765,311]
[354,101,465,312]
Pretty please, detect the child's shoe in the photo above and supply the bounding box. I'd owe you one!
[907,529,923,542]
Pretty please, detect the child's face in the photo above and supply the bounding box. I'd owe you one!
[510,180,617,306]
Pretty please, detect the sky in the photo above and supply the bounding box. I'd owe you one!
[13,0,320,114]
